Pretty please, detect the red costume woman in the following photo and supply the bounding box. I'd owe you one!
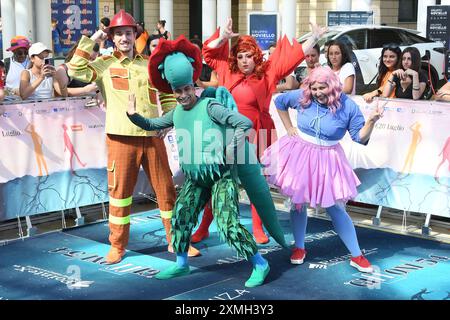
[191,18,326,244]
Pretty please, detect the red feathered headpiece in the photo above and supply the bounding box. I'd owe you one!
[148,35,203,94]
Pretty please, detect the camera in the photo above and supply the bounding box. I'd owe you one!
[44,58,51,65]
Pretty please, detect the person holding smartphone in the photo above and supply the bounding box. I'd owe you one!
[19,42,67,100]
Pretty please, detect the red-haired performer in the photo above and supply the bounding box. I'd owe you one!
[192,17,327,244]
[261,67,384,272]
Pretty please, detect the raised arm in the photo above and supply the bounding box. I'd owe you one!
[301,22,328,55]
[19,70,40,100]
[67,31,109,83]
[202,18,239,74]
[268,22,327,86]
[205,17,239,50]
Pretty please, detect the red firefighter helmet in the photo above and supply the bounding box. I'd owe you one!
[104,9,142,38]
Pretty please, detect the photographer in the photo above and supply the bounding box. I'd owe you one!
[19,42,67,100]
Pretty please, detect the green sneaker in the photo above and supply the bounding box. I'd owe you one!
[155,264,190,280]
[244,264,270,288]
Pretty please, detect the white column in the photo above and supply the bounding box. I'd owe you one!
[263,0,278,12]
[352,0,372,11]
[281,0,296,40]
[34,0,52,51]
[15,0,34,42]
[160,0,173,38]
[336,0,351,11]
[202,0,216,43]
[417,0,436,36]
[1,0,16,59]
[216,0,231,29]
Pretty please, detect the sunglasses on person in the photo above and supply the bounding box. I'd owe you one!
[382,43,400,51]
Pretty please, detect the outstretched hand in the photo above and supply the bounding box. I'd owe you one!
[370,99,386,123]
[221,17,239,40]
[310,22,328,41]
[127,93,136,115]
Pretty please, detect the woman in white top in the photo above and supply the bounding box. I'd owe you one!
[327,40,355,95]
[4,36,32,99]
[19,42,67,100]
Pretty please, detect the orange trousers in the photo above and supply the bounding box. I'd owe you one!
[106,134,176,250]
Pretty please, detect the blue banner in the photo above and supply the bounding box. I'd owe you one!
[248,13,278,51]
[0,97,179,221]
[51,0,98,54]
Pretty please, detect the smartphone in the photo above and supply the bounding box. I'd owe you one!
[44,58,51,65]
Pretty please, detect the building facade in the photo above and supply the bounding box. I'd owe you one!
[1,0,449,59]
[98,0,449,40]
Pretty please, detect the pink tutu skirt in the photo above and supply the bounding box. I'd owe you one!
[261,135,360,208]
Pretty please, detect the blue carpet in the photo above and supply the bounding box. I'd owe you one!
[0,204,448,300]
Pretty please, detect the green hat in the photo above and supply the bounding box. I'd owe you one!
[148,35,203,94]
[159,52,195,90]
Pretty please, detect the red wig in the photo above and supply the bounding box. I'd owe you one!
[228,36,268,79]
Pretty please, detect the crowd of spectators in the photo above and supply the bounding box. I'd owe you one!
[1,18,449,104]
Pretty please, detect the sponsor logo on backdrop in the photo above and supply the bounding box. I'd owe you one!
[71,124,83,131]
[2,130,21,137]
[345,254,449,289]
[48,247,160,278]
[88,124,104,129]
[13,264,94,289]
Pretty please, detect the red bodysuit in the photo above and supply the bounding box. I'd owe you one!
[203,29,305,157]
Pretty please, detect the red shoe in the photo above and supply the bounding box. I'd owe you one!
[290,248,306,265]
[350,255,374,273]
[191,230,209,243]
[254,231,269,244]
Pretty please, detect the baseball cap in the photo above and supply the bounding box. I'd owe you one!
[28,42,52,58]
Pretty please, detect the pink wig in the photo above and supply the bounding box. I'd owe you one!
[300,66,342,113]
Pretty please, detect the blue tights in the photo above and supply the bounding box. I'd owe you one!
[290,203,362,257]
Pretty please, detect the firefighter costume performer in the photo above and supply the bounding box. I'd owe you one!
[68,10,199,264]
[127,36,282,287]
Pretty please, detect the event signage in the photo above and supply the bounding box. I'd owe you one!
[327,11,374,26]
[426,5,450,50]
[0,98,179,221]
[248,12,279,50]
[51,0,99,54]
